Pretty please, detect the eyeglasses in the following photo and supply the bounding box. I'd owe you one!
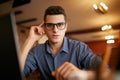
[44,22,66,30]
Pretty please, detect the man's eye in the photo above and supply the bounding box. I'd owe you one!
[47,24,54,27]
[57,23,63,26]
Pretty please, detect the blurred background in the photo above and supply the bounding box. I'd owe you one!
[0,0,120,80]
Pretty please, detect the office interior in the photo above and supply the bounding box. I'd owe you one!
[0,0,120,80]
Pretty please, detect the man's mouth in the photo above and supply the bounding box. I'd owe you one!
[52,35,59,38]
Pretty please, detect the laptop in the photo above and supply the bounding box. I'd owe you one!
[0,12,24,80]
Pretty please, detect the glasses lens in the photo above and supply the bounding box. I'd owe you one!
[46,23,54,27]
[45,23,54,30]
[56,23,65,30]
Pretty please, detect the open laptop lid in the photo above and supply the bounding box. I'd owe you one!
[0,12,24,79]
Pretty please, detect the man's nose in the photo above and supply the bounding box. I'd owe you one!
[53,25,58,32]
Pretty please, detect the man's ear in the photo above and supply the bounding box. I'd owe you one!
[65,23,68,29]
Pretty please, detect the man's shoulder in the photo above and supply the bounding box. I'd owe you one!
[29,42,46,57]
[65,37,88,49]
[31,42,46,51]
[66,37,87,46]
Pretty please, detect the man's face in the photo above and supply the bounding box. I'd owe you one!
[44,14,67,43]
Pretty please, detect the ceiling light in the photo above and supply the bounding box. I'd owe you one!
[93,4,98,10]
[93,2,108,14]
[106,39,115,44]
[101,25,112,31]
[105,35,114,40]
[101,25,115,44]
[100,2,108,10]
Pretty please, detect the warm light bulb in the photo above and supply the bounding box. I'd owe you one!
[101,25,112,31]
[101,25,108,31]
[100,2,108,10]
[108,25,112,29]
[107,39,115,44]
[93,4,98,10]
[105,35,114,40]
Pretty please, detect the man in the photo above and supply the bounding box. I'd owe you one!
[20,5,102,80]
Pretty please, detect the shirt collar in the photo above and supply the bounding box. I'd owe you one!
[46,41,51,54]
[46,37,69,54]
[61,37,69,54]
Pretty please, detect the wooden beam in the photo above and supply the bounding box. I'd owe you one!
[14,10,22,15]
[16,18,37,25]
[66,24,120,35]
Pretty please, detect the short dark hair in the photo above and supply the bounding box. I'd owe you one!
[44,6,67,22]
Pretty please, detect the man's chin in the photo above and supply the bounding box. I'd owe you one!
[51,39,61,43]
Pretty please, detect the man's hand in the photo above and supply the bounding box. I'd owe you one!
[28,22,45,42]
[52,62,89,80]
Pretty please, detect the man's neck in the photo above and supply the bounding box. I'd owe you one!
[49,40,63,56]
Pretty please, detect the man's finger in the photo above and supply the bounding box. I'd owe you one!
[39,22,44,27]
[52,71,55,76]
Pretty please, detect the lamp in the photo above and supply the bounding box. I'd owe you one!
[101,25,115,44]
[93,2,108,14]
[107,40,115,44]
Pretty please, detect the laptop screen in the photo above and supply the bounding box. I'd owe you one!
[0,12,24,80]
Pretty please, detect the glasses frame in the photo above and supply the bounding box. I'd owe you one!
[44,22,66,30]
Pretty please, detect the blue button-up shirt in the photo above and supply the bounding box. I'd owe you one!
[24,37,102,80]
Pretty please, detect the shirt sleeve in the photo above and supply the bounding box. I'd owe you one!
[78,42,102,70]
[23,48,37,76]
